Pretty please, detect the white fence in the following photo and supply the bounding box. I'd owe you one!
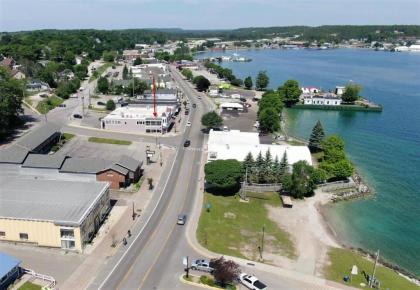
[23,268,56,289]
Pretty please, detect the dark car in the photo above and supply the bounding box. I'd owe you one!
[97,101,106,106]
[184,140,191,147]
[240,97,247,102]
[184,110,190,115]
[73,114,83,119]
[58,104,66,107]
[192,103,197,108]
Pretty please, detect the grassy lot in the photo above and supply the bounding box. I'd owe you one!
[88,137,132,145]
[36,96,63,114]
[89,62,113,81]
[197,192,296,261]
[18,282,42,290]
[63,132,75,140]
[324,247,420,290]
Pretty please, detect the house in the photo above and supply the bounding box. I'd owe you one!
[0,253,21,290]
[10,69,25,80]
[0,57,15,69]
[59,155,143,189]
[26,80,50,91]
[101,105,176,134]
[123,49,142,61]
[303,93,342,106]
[301,87,319,94]
[335,86,346,96]
[0,177,110,252]
[207,130,312,166]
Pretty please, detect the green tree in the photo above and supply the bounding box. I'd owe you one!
[133,57,142,66]
[230,78,243,87]
[74,64,88,79]
[124,78,148,97]
[258,107,280,133]
[201,111,223,129]
[255,70,269,91]
[122,65,128,80]
[278,79,301,106]
[258,90,283,116]
[0,67,24,136]
[243,152,255,182]
[106,99,116,111]
[288,161,316,198]
[193,75,211,92]
[342,83,362,103]
[97,77,109,94]
[181,68,193,80]
[308,120,325,153]
[264,148,273,168]
[102,51,116,62]
[322,135,346,163]
[204,159,243,195]
[63,51,76,66]
[279,152,288,175]
[244,76,253,90]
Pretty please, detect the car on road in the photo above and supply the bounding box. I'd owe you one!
[97,101,106,106]
[186,121,192,127]
[240,97,247,102]
[185,110,189,115]
[239,273,267,290]
[73,114,83,119]
[58,104,66,107]
[190,259,214,273]
[192,103,197,108]
[197,96,202,99]
[183,140,191,147]
[245,103,252,108]
[177,214,187,225]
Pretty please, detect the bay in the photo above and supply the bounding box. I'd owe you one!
[197,48,420,276]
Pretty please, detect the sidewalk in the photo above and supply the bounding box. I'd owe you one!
[60,146,175,290]
[184,136,357,290]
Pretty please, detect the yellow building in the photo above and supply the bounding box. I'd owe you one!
[0,177,110,252]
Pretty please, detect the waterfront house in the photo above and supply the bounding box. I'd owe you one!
[301,87,320,94]
[303,93,342,106]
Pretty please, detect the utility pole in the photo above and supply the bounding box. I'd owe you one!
[132,201,135,220]
[261,225,265,260]
[369,250,380,288]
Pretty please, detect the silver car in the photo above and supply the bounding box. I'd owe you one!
[190,259,214,273]
[177,214,187,225]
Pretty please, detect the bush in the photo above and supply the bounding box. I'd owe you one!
[106,99,116,110]
[204,159,242,195]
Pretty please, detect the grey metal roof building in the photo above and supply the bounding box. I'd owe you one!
[59,157,113,174]
[22,154,68,169]
[0,145,30,164]
[116,155,142,172]
[0,176,109,226]
[16,123,60,151]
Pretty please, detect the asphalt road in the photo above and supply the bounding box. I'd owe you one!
[82,66,348,290]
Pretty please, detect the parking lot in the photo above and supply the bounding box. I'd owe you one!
[219,99,259,132]
[59,135,147,162]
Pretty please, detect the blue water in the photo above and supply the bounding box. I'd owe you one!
[197,49,420,276]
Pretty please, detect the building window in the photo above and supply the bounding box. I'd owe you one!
[61,240,76,249]
[0,231,5,237]
[60,229,75,239]
[19,233,28,240]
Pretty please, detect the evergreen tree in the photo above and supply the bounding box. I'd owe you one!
[256,151,264,168]
[264,148,273,168]
[255,151,265,183]
[243,152,255,171]
[280,152,288,175]
[122,65,128,80]
[244,76,253,90]
[308,120,325,153]
[273,155,281,182]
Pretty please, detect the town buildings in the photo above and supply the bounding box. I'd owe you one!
[303,93,342,106]
[0,177,110,252]
[101,105,176,134]
[0,252,21,290]
[207,130,312,166]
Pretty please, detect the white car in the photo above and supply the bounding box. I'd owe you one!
[186,121,192,127]
[239,273,267,290]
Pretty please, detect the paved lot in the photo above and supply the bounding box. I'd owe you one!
[221,99,259,132]
[0,243,84,284]
[58,135,148,162]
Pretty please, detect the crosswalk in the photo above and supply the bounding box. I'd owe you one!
[183,147,205,152]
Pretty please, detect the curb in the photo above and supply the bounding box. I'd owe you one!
[179,274,222,290]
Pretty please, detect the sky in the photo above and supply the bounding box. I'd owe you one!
[1,0,420,32]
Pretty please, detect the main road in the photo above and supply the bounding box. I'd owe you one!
[87,66,349,290]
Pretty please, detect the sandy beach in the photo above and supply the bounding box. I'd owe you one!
[265,189,341,277]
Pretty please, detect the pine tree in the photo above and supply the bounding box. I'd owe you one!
[280,152,288,175]
[122,65,128,80]
[243,151,255,183]
[255,151,265,183]
[264,148,272,168]
[308,120,325,153]
[273,155,281,182]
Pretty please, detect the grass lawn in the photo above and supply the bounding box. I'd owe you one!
[88,137,132,145]
[36,95,63,114]
[324,247,420,290]
[18,281,42,290]
[89,62,113,81]
[197,192,296,261]
[62,132,75,140]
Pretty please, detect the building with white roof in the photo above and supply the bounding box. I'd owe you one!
[220,102,244,111]
[207,130,312,166]
[101,105,176,134]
